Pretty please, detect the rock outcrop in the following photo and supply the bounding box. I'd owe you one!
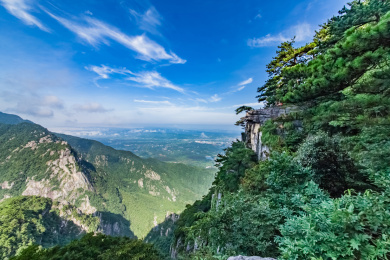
[242,106,300,160]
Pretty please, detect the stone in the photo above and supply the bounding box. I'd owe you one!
[241,105,301,160]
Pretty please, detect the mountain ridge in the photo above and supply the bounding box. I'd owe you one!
[0,111,214,239]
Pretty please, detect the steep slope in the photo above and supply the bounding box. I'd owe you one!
[0,122,93,210]
[0,196,98,259]
[0,115,214,238]
[55,133,215,237]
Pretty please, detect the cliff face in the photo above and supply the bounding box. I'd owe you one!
[242,106,299,160]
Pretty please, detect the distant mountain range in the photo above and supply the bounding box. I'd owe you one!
[0,112,214,240]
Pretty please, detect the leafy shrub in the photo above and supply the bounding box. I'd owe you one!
[278,190,390,259]
[296,132,374,197]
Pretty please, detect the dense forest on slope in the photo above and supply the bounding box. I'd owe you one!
[11,233,162,260]
[162,1,390,259]
[55,133,215,237]
[0,111,214,258]
[0,196,97,259]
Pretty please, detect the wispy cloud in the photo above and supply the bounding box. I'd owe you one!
[193,98,208,103]
[134,99,172,105]
[127,71,185,93]
[43,95,64,109]
[0,0,49,31]
[4,94,64,118]
[237,86,245,91]
[46,11,185,64]
[129,6,162,35]
[238,77,253,86]
[86,65,132,80]
[75,102,112,113]
[86,65,184,93]
[248,23,312,47]
[227,77,253,94]
[209,94,222,102]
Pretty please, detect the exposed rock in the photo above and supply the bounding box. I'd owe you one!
[227,256,276,260]
[0,181,14,189]
[79,196,96,215]
[242,106,300,160]
[0,194,11,203]
[138,178,144,188]
[22,147,95,214]
[24,140,38,150]
[165,185,177,201]
[145,169,161,180]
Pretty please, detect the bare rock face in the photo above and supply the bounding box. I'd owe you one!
[227,256,276,260]
[21,141,96,214]
[241,106,300,160]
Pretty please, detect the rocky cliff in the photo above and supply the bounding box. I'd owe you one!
[241,106,300,160]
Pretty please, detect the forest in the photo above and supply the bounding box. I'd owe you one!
[167,0,390,259]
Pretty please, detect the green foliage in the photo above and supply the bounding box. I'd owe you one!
[0,112,31,125]
[213,141,257,192]
[296,132,375,197]
[235,106,254,115]
[278,190,390,259]
[257,0,390,105]
[144,213,179,258]
[12,233,162,260]
[0,117,214,240]
[0,196,88,259]
[57,133,215,237]
[174,2,390,259]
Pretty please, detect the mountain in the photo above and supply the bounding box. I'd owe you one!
[0,196,98,259]
[55,133,215,236]
[0,112,33,125]
[0,114,214,241]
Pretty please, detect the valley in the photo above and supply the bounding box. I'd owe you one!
[0,112,216,246]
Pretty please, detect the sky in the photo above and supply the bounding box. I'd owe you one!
[0,0,349,131]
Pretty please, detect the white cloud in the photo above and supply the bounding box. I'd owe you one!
[209,94,222,102]
[86,65,132,79]
[134,99,172,105]
[46,12,185,64]
[227,78,253,94]
[237,86,245,91]
[129,6,162,35]
[75,102,112,113]
[86,65,184,93]
[238,78,253,86]
[0,0,49,31]
[194,98,208,103]
[127,71,185,93]
[248,23,312,47]
[3,94,64,118]
[43,95,64,109]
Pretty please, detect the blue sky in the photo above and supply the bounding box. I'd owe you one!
[0,0,349,130]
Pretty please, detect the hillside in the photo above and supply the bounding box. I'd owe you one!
[166,1,390,259]
[55,133,215,236]
[0,112,214,241]
[0,196,98,259]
